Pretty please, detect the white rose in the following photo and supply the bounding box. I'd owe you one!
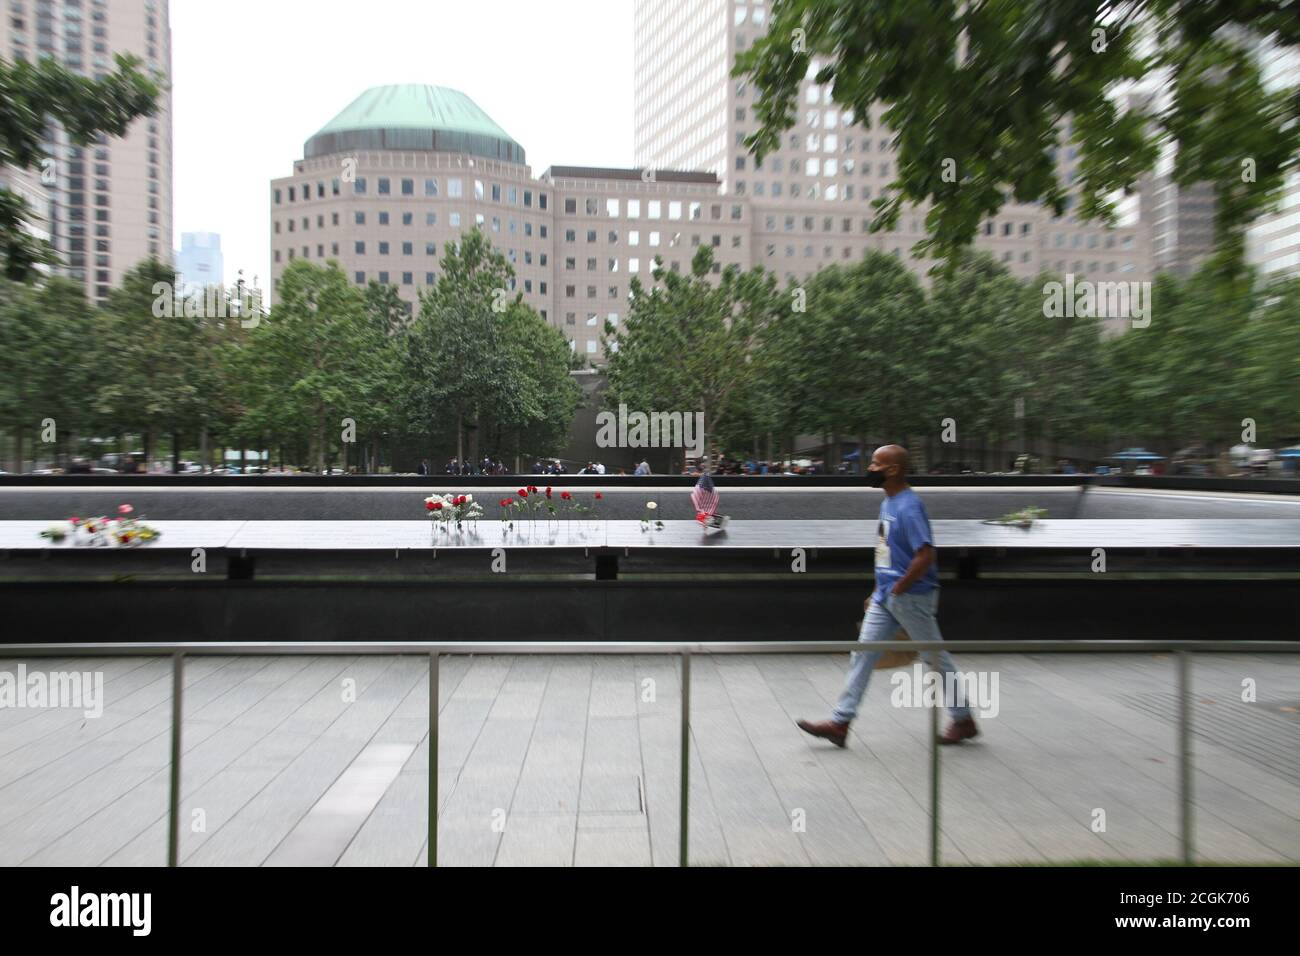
[647,501,657,510]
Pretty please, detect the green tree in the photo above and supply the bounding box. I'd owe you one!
[94,260,214,468]
[231,260,384,472]
[603,246,782,466]
[406,229,579,468]
[0,275,97,470]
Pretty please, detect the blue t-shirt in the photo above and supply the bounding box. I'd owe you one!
[873,488,939,601]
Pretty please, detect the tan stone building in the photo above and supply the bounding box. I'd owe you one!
[271,85,755,360]
[0,0,173,303]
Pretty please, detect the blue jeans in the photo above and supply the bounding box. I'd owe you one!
[832,589,972,723]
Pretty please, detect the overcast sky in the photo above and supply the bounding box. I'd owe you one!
[170,0,636,288]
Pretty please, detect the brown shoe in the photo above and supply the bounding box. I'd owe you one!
[938,717,979,745]
[797,718,849,748]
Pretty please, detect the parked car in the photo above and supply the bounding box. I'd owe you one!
[99,452,146,473]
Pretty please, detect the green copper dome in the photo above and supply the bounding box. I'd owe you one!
[305,85,524,164]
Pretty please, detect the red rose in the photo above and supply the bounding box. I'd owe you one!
[560,491,572,500]
[426,501,436,511]
[594,492,603,500]
[546,487,553,498]
[518,489,528,498]
[432,502,443,511]
[528,485,537,494]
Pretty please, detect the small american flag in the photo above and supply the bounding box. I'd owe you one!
[691,471,720,517]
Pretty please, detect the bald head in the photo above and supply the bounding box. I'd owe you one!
[875,444,909,474]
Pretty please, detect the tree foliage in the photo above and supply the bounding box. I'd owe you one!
[1,53,162,280]
[734,0,1299,273]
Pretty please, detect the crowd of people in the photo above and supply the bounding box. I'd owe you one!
[682,457,832,476]
[418,457,512,476]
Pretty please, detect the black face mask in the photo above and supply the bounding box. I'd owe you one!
[866,468,887,487]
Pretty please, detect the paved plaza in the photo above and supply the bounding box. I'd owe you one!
[0,650,1295,866]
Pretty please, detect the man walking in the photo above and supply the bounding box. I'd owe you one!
[797,444,978,747]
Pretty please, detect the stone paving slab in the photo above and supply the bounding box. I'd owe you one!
[0,652,1295,866]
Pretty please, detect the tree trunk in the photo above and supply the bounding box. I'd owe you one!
[456,409,464,466]
[315,408,326,474]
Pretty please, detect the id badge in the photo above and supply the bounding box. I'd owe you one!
[874,519,891,568]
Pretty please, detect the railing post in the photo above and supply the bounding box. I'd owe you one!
[929,650,941,867]
[1177,649,1193,865]
[429,651,439,868]
[680,650,691,868]
[168,651,184,868]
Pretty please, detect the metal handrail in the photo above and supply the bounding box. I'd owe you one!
[2,639,1295,867]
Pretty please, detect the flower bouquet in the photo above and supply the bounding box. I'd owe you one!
[39,504,161,547]
[982,506,1047,529]
[424,493,484,532]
